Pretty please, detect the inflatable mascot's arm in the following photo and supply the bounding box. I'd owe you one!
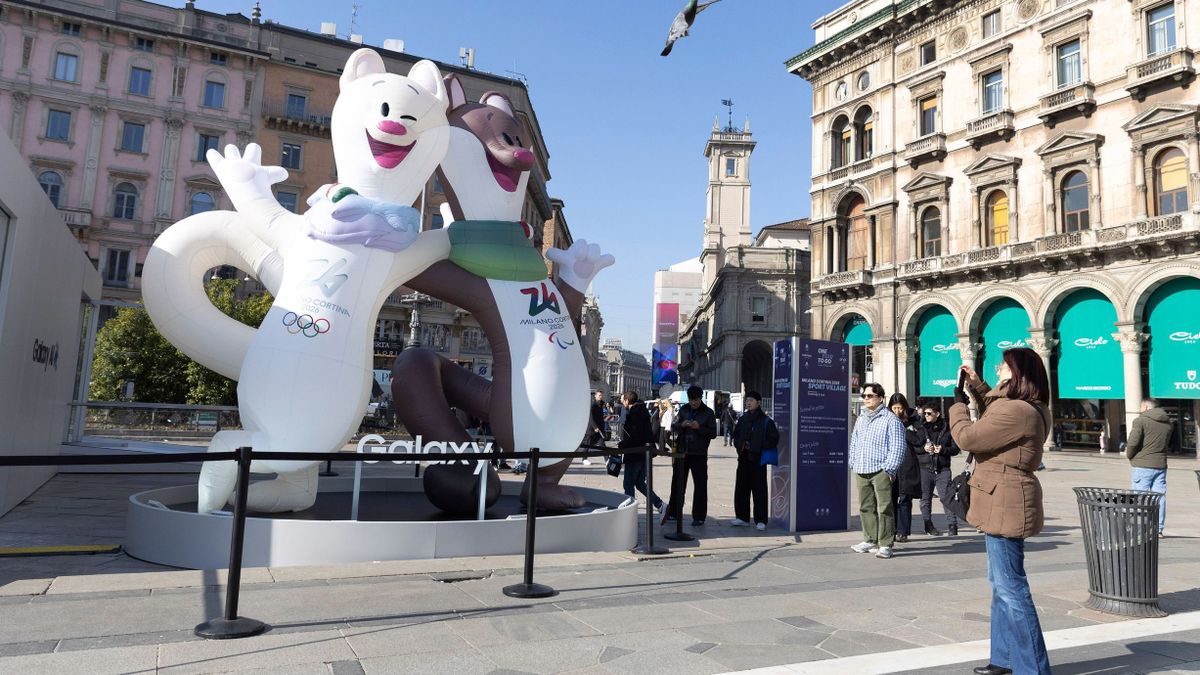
[206,143,300,250]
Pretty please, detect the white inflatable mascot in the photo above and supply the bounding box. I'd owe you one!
[143,50,451,513]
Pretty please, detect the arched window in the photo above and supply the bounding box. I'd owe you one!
[920,206,941,258]
[844,194,870,271]
[985,190,1009,246]
[112,182,138,220]
[38,171,63,207]
[853,107,873,161]
[189,192,214,215]
[1154,147,1188,215]
[831,116,851,169]
[1061,170,1089,232]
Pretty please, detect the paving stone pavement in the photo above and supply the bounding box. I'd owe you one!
[0,446,1195,673]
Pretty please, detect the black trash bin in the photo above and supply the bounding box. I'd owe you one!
[1074,487,1166,618]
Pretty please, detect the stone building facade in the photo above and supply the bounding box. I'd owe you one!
[600,338,652,400]
[677,120,812,400]
[790,0,1200,452]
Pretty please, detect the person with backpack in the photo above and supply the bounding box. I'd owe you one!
[618,391,663,512]
[889,393,923,543]
[729,391,779,531]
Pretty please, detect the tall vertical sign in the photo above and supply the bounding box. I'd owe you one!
[654,303,680,345]
[770,338,796,530]
[793,339,851,532]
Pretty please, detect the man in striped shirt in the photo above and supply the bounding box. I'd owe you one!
[848,383,907,559]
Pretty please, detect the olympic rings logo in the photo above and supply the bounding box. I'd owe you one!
[281,312,331,338]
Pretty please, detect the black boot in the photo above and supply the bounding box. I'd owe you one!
[948,523,958,536]
[924,519,942,537]
[972,665,1012,675]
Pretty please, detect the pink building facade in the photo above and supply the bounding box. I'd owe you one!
[0,0,264,301]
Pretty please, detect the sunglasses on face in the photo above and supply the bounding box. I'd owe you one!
[923,411,938,416]
[861,394,880,400]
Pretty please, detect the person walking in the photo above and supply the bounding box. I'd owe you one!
[849,383,907,560]
[722,405,738,446]
[585,390,607,466]
[1126,398,1172,536]
[729,391,779,531]
[951,349,1053,675]
[618,391,664,513]
[889,393,923,544]
[915,400,960,536]
[666,385,717,526]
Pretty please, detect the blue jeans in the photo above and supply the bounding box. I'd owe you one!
[622,460,663,509]
[986,534,1051,674]
[1131,467,1167,532]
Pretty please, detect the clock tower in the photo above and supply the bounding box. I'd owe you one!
[701,115,756,292]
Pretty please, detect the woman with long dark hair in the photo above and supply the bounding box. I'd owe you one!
[950,347,1053,675]
[887,393,922,543]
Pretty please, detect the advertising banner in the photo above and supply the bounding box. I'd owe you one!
[654,302,680,345]
[1148,278,1200,399]
[918,307,960,397]
[651,343,679,386]
[1056,290,1123,399]
[770,338,795,530]
[792,339,851,533]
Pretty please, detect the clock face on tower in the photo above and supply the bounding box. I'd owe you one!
[835,81,848,101]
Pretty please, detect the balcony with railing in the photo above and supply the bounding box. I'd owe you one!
[812,269,873,297]
[1038,82,1095,127]
[965,109,1014,149]
[59,207,92,229]
[1127,48,1195,101]
[903,133,947,167]
[894,213,1195,283]
[262,101,333,135]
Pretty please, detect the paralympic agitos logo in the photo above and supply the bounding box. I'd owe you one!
[520,282,561,316]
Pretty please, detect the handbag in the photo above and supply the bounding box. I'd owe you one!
[945,453,973,521]
[606,454,622,477]
[759,448,779,466]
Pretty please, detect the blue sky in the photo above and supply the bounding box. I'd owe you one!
[200,0,844,352]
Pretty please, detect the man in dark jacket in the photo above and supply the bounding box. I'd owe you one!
[618,391,663,512]
[915,400,961,536]
[666,385,717,526]
[730,391,779,530]
[586,390,607,466]
[1127,399,1172,535]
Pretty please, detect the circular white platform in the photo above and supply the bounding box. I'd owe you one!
[124,475,638,569]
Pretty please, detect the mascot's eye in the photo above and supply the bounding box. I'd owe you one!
[502,132,514,146]
[381,102,390,117]
[515,136,524,148]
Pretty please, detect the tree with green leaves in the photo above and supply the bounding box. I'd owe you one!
[89,279,273,405]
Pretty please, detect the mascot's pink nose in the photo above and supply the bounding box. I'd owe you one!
[377,120,407,135]
[513,148,534,165]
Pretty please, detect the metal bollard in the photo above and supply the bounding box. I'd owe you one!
[662,448,694,542]
[195,447,269,638]
[503,448,557,598]
[631,446,669,555]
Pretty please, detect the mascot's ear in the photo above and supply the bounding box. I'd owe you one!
[408,60,448,110]
[444,74,467,111]
[340,48,386,90]
[480,91,515,118]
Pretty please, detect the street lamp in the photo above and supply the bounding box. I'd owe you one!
[398,292,433,349]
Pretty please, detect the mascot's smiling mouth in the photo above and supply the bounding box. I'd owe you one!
[366,130,415,169]
[486,151,522,193]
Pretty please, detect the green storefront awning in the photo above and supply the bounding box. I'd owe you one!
[918,306,959,397]
[979,299,1030,387]
[843,317,873,346]
[1056,290,1122,399]
[1148,277,1200,399]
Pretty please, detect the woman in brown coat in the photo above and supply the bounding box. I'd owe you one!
[950,347,1052,675]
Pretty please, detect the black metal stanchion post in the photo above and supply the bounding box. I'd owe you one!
[503,448,557,598]
[319,460,337,477]
[663,449,694,542]
[632,446,669,555]
[195,447,269,639]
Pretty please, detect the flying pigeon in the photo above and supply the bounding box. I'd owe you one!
[661,0,723,56]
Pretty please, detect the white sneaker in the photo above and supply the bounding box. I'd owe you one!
[729,518,749,527]
[581,458,592,466]
[851,541,878,554]
[755,522,766,532]
[875,546,894,559]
